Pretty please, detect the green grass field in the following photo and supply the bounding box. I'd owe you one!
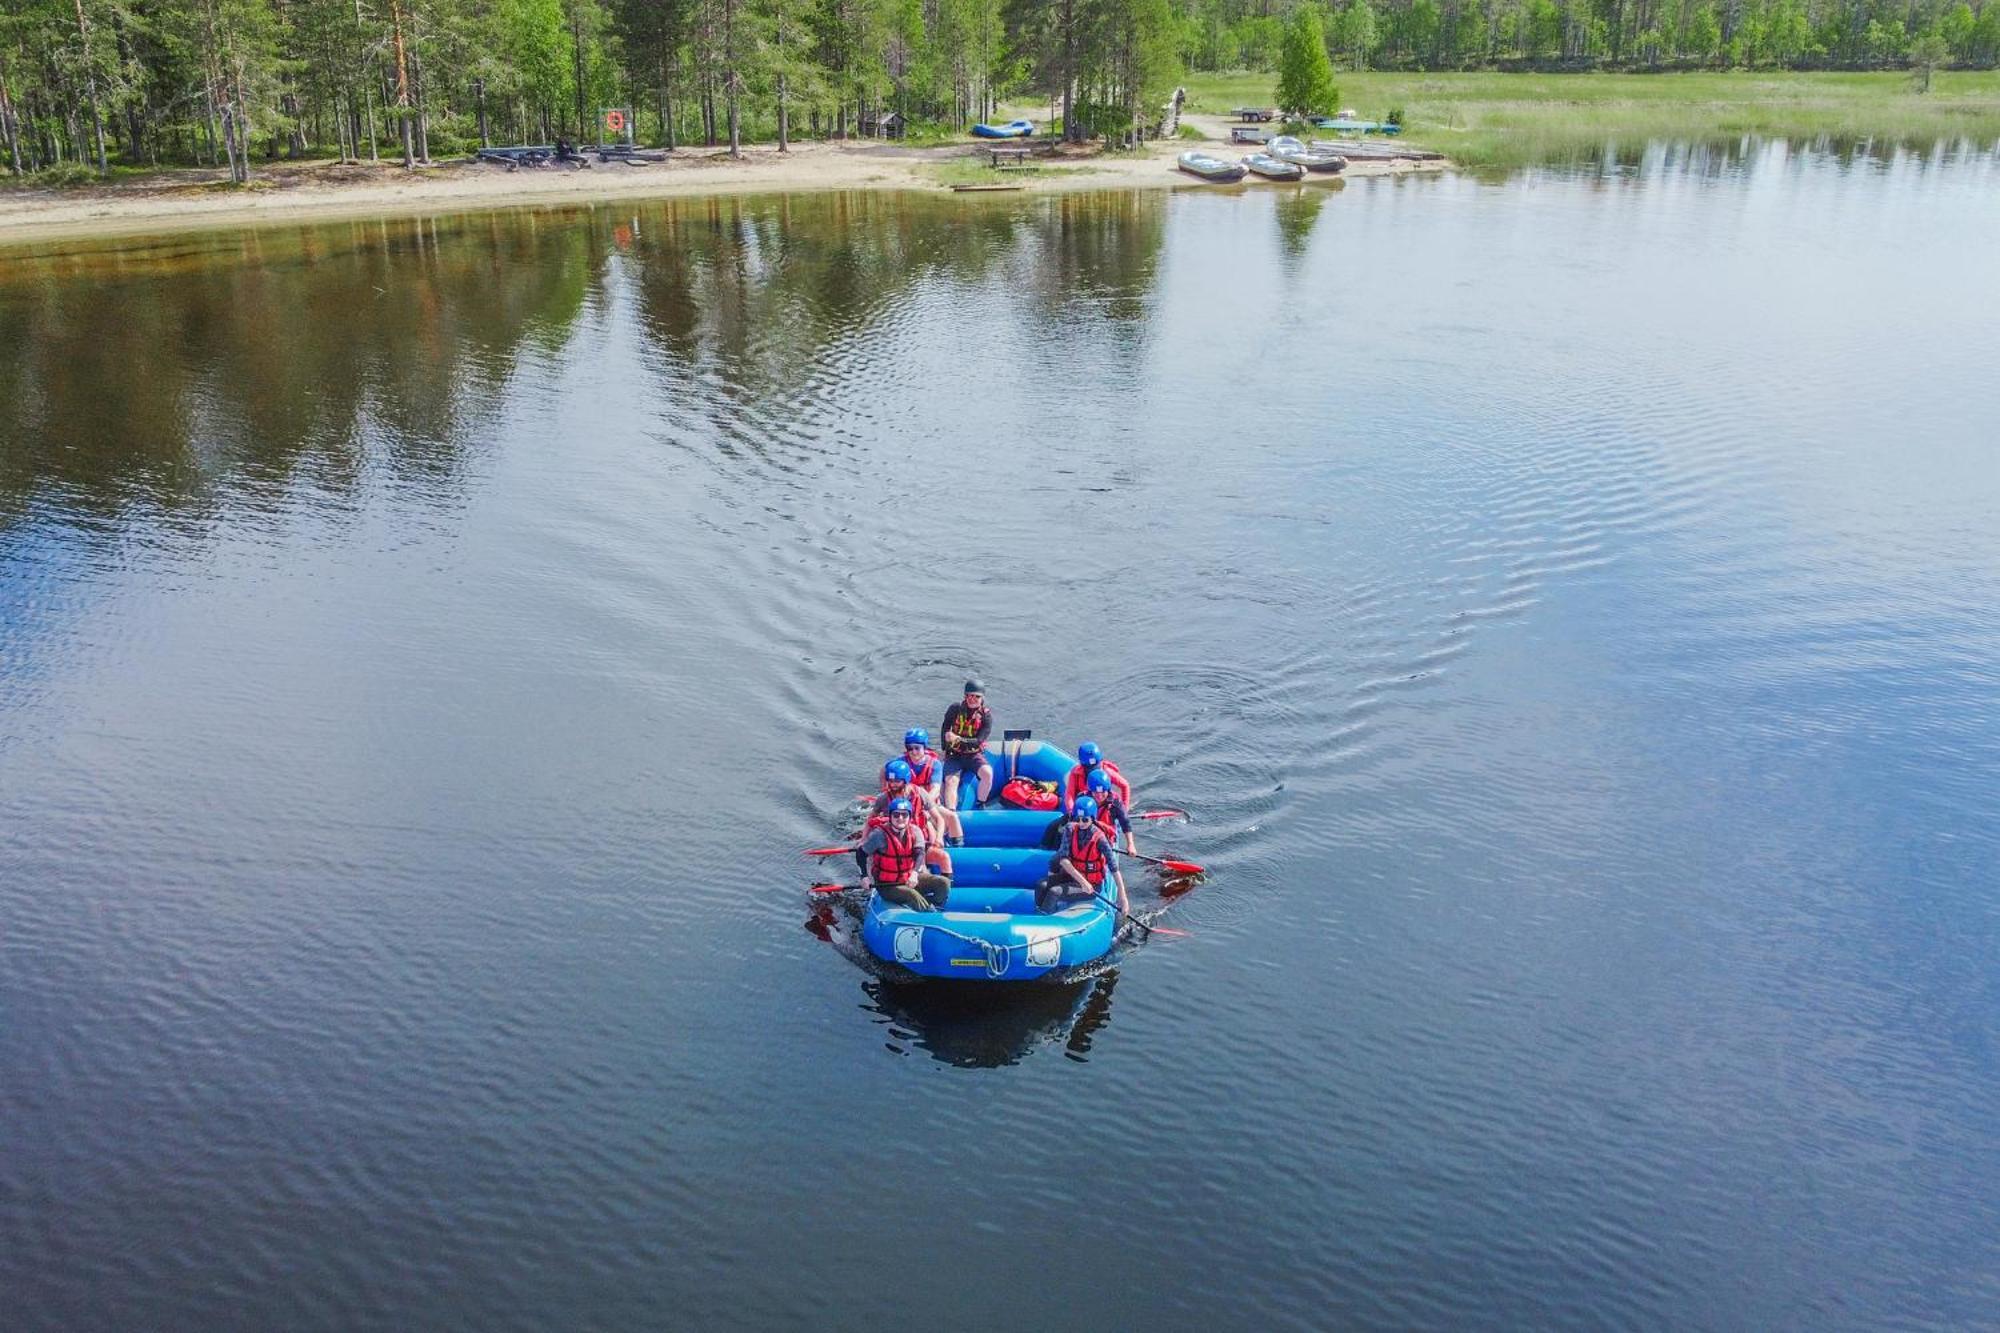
[1182,70,2000,166]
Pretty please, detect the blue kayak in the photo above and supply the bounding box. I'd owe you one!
[971,120,1035,139]
[859,736,1118,980]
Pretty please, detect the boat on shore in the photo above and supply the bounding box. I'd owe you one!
[1267,135,1347,173]
[972,119,1035,139]
[859,737,1121,981]
[1242,153,1304,181]
[1177,150,1248,183]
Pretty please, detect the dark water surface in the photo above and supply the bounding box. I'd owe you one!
[4,141,1999,1330]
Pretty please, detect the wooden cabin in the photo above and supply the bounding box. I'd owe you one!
[858,110,906,140]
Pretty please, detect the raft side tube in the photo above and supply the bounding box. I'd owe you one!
[861,892,1115,980]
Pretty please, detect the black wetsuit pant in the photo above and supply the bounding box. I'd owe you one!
[1035,872,1103,914]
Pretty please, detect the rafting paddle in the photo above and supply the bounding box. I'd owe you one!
[1133,808,1190,822]
[804,844,860,857]
[1094,891,1190,939]
[1118,848,1206,876]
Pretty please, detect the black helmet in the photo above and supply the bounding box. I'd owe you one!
[964,678,985,695]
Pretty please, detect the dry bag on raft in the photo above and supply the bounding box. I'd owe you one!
[998,777,1059,810]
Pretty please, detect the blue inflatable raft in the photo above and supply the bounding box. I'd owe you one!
[860,737,1117,981]
[971,119,1035,139]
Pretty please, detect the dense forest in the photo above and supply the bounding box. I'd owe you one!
[3,0,1996,177]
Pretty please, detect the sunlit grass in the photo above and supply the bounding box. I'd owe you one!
[1182,70,2000,166]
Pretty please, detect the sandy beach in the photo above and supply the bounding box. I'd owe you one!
[0,135,1444,246]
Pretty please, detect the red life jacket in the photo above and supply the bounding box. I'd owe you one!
[885,749,940,790]
[867,786,930,833]
[1064,824,1111,887]
[871,824,921,882]
[1063,759,1131,808]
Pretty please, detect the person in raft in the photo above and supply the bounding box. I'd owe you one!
[1085,767,1137,855]
[890,728,962,846]
[1040,766,1136,854]
[939,679,994,808]
[871,758,953,878]
[1061,740,1132,813]
[1037,797,1129,918]
[861,798,951,912]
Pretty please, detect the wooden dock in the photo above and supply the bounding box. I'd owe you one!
[1311,139,1446,162]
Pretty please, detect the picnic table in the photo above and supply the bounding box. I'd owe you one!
[988,146,1033,167]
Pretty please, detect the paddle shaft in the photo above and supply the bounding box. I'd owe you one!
[1096,890,1191,939]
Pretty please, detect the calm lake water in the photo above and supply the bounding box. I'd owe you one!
[4,140,1999,1330]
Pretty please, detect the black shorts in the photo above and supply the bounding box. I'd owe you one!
[944,751,991,778]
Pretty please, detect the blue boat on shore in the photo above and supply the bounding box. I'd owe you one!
[859,736,1120,981]
[971,119,1035,139]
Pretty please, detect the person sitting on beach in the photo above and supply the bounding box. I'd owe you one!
[1061,740,1132,813]
[861,798,950,912]
[871,759,953,878]
[940,680,994,808]
[890,729,962,846]
[1036,797,1128,918]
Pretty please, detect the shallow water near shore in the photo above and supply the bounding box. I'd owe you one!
[4,139,1999,1329]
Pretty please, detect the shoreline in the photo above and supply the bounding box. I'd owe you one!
[0,139,1445,248]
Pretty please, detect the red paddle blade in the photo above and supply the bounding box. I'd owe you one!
[1146,925,1192,938]
[1135,809,1189,821]
[804,845,859,857]
[810,882,860,894]
[1154,858,1205,875]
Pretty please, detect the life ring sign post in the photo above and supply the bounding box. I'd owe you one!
[600,106,634,147]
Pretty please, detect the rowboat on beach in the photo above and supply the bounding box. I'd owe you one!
[1177,150,1248,183]
[1267,136,1348,173]
[1241,153,1304,181]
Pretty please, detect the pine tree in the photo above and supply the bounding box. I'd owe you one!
[1276,2,1336,119]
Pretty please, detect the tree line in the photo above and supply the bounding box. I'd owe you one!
[3,0,1994,178]
[1223,0,2000,74]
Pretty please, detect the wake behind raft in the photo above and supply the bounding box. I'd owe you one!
[860,735,1122,981]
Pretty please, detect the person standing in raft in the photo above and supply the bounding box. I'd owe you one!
[1037,797,1129,918]
[940,680,994,808]
[1062,740,1132,814]
[892,728,962,846]
[861,798,951,912]
[871,758,953,878]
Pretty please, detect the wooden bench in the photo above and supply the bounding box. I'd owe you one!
[988,146,1033,168]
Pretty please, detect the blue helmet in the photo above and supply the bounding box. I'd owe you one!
[904,728,929,748]
[887,796,913,816]
[1078,741,1102,766]
[1086,769,1112,794]
[884,758,913,784]
[1072,796,1099,822]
